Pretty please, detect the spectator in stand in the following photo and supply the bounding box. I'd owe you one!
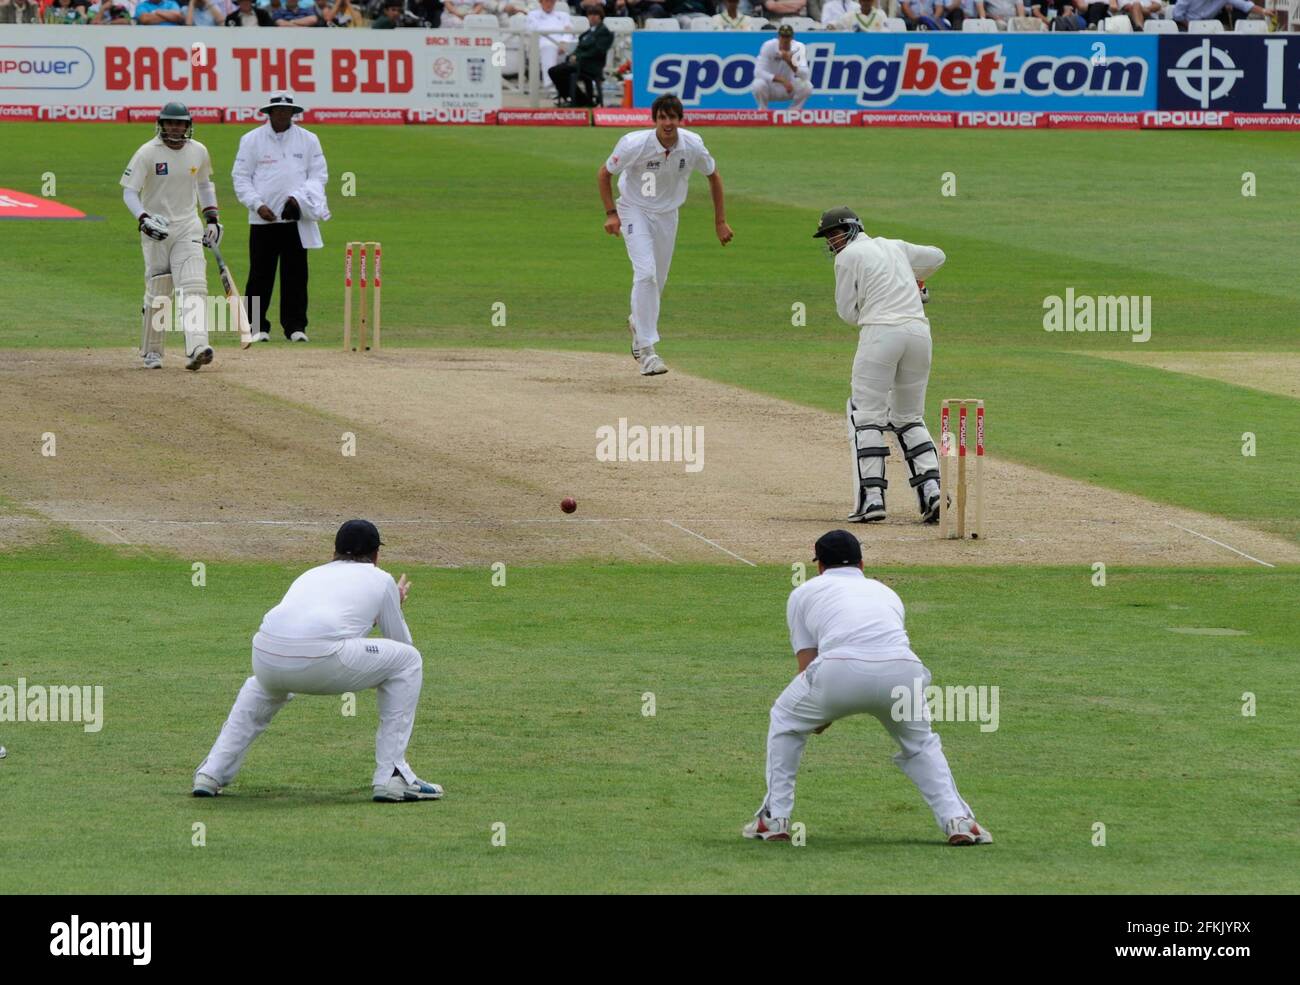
[975,0,1023,25]
[902,0,948,26]
[751,23,812,109]
[405,0,443,24]
[939,0,973,28]
[186,0,227,24]
[758,0,806,20]
[0,0,42,23]
[323,0,364,22]
[549,5,612,105]
[136,0,185,23]
[441,0,484,25]
[89,0,136,20]
[1169,0,1270,26]
[528,0,575,93]
[1033,0,1086,27]
[226,0,273,22]
[712,0,754,25]
[624,0,668,20]
[831,0,885,28]
[1121,0,1161,26]
[669,0,713,26]
[44,0,89,21]
[274,0,320,22]
[820,0,851,22]
[371,0,403,21]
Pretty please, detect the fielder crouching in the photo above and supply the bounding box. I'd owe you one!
[744,530,991,846]
[193,520,442,803]
[814,206,946,524]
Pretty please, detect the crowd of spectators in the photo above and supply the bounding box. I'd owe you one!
[0,0,1276,31]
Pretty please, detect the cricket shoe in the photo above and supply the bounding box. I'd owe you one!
[143,351,163,370]
[921,482,941,524]
[250,332,271,343]
[289,331,309,342]
[742,810,791,842]
[185,345,214,372]
[944,816,992,846]
[192,773,222,797]
[848,495,886,523]
[372,775,444,803]
[638,345,668,376]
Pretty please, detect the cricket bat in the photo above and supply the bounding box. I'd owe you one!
[207,241,253,349]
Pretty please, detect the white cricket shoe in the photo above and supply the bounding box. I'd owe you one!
[185,346,214,372]
[944,816,993,846]
[638,345,668,376]
[289,331,309,342]
[372,775,444,803]
[921,481,941,524]
[192,773,221,797]
[251,332,271,343]
[0,745,7,759]
[742,810,791,842]
[143,352,163,370]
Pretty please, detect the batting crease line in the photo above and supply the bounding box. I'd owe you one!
[663,519,757,567]
[1165,522,1276,569]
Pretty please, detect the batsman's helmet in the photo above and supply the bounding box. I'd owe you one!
[812,206,863,254]
[157,102,194,144]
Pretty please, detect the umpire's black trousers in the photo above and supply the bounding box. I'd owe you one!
[245,222,308,338]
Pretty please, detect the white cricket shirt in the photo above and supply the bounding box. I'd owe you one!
[605,127,716,215]
[231,122,327,224]
[254,560,413,657]
[754,38,811,86]
[120,136,214,224]
[834,234,946,328]
[786,566,918,662]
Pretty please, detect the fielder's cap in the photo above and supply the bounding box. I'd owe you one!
[813,529,862,568]
[260,92,304,115]
[777,23,795,36]
[336,519,383,556]
[813,206,861,238]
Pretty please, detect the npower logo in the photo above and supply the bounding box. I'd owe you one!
[408,107,489,123]
[0,45,94,90]
[648,43,1147,107]
[771,109,855,125]
[37,105,120,121]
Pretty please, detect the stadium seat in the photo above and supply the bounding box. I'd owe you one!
[783,15,820,30]
[605,15,635,32]
[644,17,680,29]
[744,15,769,28]
[1101,13,1133,30]
[606,16,635,76]
[1188,18,1224,31]
[691,15,717,28]
[1007,15,1044,30]
[883,16,906,30]
[461,13,499,28]
[962,17,999,31]
[1142,18,1177,31]
[569,14,587,31]
[1233,17,1268,31]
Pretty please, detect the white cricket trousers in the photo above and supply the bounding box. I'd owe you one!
[760,657,975,831]
[851,320,932,425]
[619,201,678,351]
[751,78,813,110]
[140,217,210,358]
[196,637,424,788]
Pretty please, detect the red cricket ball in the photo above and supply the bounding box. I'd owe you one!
[561,497,577,514]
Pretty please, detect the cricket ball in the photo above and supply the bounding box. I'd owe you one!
[561,497,577,514]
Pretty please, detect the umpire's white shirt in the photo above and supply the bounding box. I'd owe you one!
[787,566,918,662]
[231,122,329,247]
[605,127,715,214]
[255,560,413,657]
[834,234,945,328]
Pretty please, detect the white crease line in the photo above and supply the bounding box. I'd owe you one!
[1165,522,1276,569]
[606,524,675,563]
[664,519,757,567]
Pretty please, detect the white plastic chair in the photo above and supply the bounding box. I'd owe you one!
[644,16,680,29]
[961,17,999,31]
[1188,18,1224,31]
[1007,15,1044,30]
[569,13,587,30]
[883,15,906,30]
[744,15,769,28]
[691,15,717,28]
[462,13,500,28]
[1142,18,1177,31]
[1233,16,1268,31]
[1101,13,1133,30]
[783,15,819,30]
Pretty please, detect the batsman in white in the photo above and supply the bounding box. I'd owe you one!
[193,520,443,803]
[120,102,221,372]
[744,529,991,846]
[814,206,946,524]
[599,94,734,377]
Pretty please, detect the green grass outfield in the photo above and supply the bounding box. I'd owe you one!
[1,535,1297,894]
[1,125,1297,893]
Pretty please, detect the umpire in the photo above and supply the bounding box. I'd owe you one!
[231,92,330,344]
[549,7,613,107]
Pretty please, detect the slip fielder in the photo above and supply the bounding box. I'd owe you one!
[598,94,734,377]
[813,207,946,524]
[121,102,222,371]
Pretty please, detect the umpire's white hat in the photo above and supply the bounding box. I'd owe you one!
[260,92,305,115]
